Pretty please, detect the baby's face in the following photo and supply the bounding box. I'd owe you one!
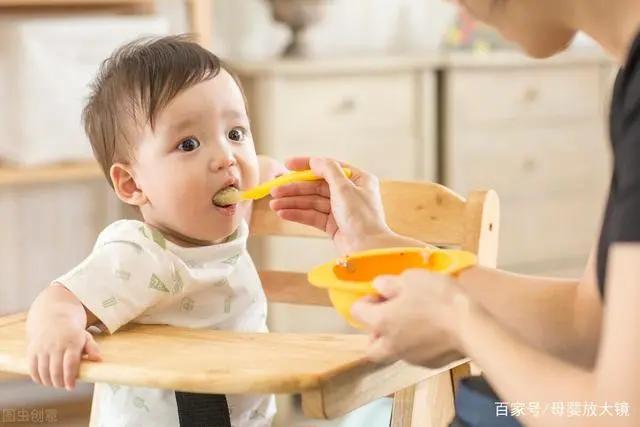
[130,70,259,246]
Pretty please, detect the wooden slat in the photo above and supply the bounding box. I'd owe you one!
[185,0,212,48]
[390,387,415,426]
[390,370,455,427]
[250,180,468,246]
[382,181,466,245]
[0,161,103,186]
[302,357,468,420]
[260,270,332,306]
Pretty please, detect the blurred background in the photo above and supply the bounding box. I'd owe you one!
[0,0,615,426]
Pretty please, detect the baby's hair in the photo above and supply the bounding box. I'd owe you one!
[82,34,245,187]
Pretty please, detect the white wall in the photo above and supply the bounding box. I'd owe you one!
[157,0,458,59]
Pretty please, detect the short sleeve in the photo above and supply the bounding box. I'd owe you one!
[612,88,640,244]
[54,220,179,334]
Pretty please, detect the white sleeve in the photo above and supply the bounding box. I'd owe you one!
[54,222,177,334]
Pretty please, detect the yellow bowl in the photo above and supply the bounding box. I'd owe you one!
[307,247,477,329]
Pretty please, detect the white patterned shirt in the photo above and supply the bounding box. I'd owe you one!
[55,219,275,427]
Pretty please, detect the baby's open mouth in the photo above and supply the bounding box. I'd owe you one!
[212,185,240,207]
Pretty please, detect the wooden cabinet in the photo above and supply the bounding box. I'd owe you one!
[229,52,616,329]
[233,52,615,279]
[441,52,615,273]
[232,57,441,293]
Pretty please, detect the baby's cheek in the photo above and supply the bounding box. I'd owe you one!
[258,156,288,184]
[242,161,259,189]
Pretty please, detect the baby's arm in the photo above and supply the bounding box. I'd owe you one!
[26,225,176,391]
[26,283,102,390]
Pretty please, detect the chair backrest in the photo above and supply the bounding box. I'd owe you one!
[249,180,500,305]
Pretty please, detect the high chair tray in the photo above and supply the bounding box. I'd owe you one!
[0,311,468,419]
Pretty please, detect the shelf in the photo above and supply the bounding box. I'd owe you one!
[0,0,154,13]
[0,161,104,186]
[0,0,210,187]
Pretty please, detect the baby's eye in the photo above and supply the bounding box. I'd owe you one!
[228,127,246,142]
[177,137,200,152]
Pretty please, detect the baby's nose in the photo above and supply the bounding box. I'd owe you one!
[210,154,236,171]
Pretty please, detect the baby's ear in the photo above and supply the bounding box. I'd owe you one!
[110,163,147,206]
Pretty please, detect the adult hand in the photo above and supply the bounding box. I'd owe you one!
[269,157,394,255]
[350,268,472,368]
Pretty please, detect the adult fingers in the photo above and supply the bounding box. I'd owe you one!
[269,195,331,214]
[283,157,312,171]
[276,209,328,231]
[372,275,403,299]
[309,158,354,193]
[270,180,330,199]
[350,298,387,331]
[286,156,375,190]
[285,156,362,176]
[358,294,385,304]
[366,336,396,362]
[401,269,445,293]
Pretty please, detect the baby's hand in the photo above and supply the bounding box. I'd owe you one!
[27,322,101,390]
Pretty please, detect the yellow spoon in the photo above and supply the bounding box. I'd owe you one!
[213,167,353,206]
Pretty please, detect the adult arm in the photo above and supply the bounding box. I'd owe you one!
[457,243,603,368]
[442,90,640,425]
[451,242,637,427]
[359,230,602,367]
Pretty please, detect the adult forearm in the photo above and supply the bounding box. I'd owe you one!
[457,266,600,367]
[453,302,611,427]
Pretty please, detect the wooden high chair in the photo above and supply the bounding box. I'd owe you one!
[0,180,499,427]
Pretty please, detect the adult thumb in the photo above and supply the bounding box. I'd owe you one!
[372,275,402,299]
[309,157,351,190]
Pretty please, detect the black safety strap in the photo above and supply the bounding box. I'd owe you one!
[175,391,232,427]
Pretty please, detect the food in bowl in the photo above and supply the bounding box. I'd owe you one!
[307,247,477,328]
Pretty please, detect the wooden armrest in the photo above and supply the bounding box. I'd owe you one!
[0,371,26,381]
[0,312,468,419]
[260,270,332,306]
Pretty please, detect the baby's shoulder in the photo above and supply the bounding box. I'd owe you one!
[94,219,169,253]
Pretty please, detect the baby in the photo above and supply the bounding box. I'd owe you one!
[25,34,286,427]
